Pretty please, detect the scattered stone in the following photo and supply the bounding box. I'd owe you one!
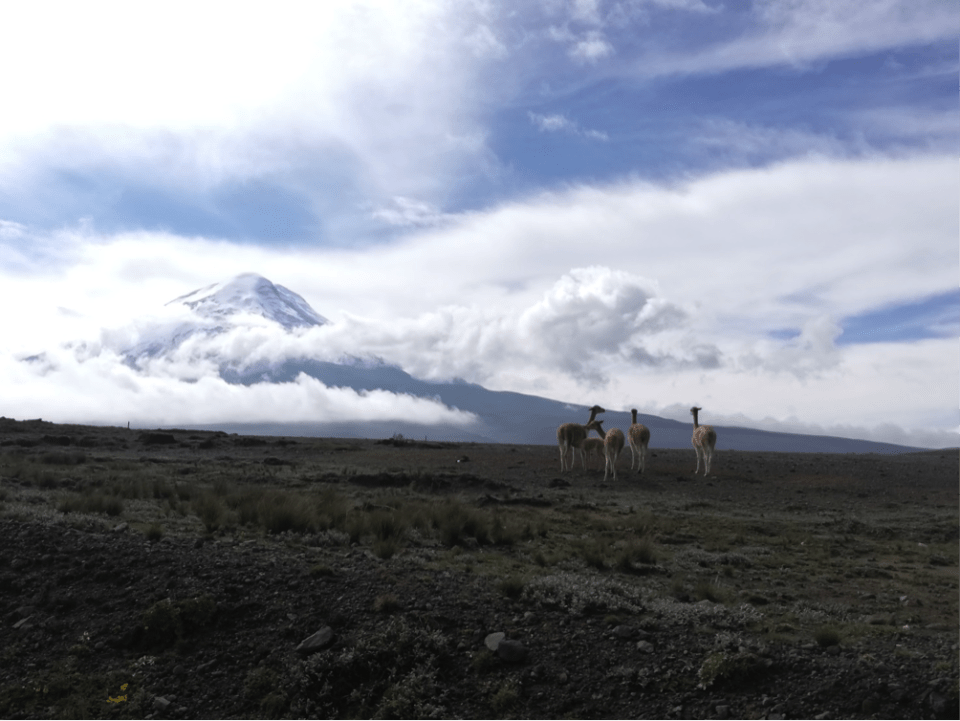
[484,631,505,651]
[296,626,334,655]
[153,696,171,711]
[612,625,634,639]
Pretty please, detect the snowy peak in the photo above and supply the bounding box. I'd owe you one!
[167,273,329,330]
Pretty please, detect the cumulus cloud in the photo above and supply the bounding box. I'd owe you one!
[736,315,843,378]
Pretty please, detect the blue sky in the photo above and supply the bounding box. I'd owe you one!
[0,0,957,447]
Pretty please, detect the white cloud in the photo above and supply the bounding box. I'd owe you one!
[0,153,954,444]
[3,345,476,428]
[370,197,455,228]
[570,31,614,63]
[529,112,578,133]
[528,112,609,140]
[0,1,509,211]
[635,0,957,77]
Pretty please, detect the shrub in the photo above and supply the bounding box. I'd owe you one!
[373,594,401,613]
[491,682,519,716]
[814,626,841,648]
[292,618,450,718]
[244,667,287,719]
[435,500,489,547]
[141,595,217,649]
[497,575,525,599]
[369,509,406,542]
[373,536,402,560]
[315,488,348,530]
[258,491,317,534]
[615,538,657,572]
[580,539,608,570]
[490,513,519,546]
[695,579,723,603]
[698,651,765,689]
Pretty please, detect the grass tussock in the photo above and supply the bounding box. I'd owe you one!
[58,491,124,517]
[814,626,841,648]
[497,575,525,599]
[616,538,658,571]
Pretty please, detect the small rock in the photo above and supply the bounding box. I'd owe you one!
[636,640,654,653]
[112,522,129,534]
[612,625,634,639]
[297,626,334,655]
[153,696,171,711]
[484,632,505,652]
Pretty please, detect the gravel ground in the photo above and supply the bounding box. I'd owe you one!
[1,418,957,719]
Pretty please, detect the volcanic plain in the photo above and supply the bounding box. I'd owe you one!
[0,417,957,719]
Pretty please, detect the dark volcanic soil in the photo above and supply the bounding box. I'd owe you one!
[0,418,957,719]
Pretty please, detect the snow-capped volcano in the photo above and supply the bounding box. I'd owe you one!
[122,273,330,363]
[167,273,329,330]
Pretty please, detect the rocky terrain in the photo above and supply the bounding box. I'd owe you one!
[0,417,957,719]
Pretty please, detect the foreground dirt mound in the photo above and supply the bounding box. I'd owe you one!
[0,418,957,718]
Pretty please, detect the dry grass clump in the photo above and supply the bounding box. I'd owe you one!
[39,450,87,466]
[497,575,525,599]
[616,538,658,571]
[192,491,225,532]
[435,500,490,547]
[58,491,124,517]
[292,617,450,719]
[373,593,401,613]
[694,579,724,603]
[814,626,841,648]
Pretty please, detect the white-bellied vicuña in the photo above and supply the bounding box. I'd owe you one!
[556,405,605,472]
[579,437,606,470]
[603,427,625,482]
[690,406,717,476]
[628,408,651,475]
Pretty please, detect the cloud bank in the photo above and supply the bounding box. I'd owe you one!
[1,152,955,446]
